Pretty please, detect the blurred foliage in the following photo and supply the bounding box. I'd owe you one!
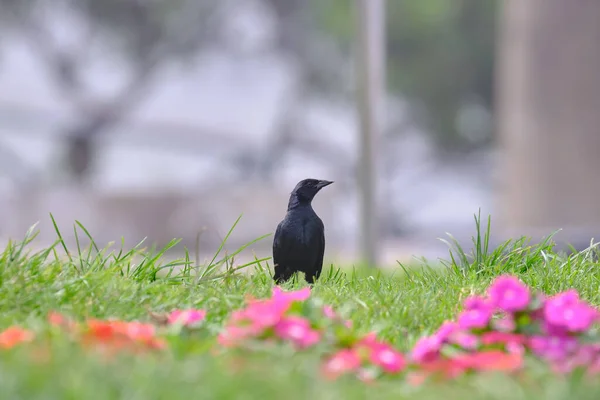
[313,0,499,153]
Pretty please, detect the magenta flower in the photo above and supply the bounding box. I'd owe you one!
[272,286,311,304]
[528,335,579,361]
[487,275,531,312]
[167,309,207,326]
[435,321,458,342]
[543,290,598,333]
[274,316,321,349]
[410,335,443,363]
[457,296,494,329]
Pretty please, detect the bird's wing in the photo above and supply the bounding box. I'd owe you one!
[313,227,325,278]
[272,221,284,267]
[273,221,298,268]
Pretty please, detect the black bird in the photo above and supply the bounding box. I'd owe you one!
[272,178,333,284]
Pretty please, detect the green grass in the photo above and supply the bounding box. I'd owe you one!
[1,213,600,399]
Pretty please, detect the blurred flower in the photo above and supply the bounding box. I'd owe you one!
[274,316,321,349]
[543,290,598,332]
[480,332,526,347]
[322,349,362,379]
[528,335,579,362]
[0,326,34,348]
[272,286,311,304]
[435,321,458,341]
[218,287,314,348]
[167,309,207,326]
[454,350,523,372]
[458,296,494,329]
[409,358,464,383]
[493,314,517,332]
[487,275,531,312]
[357,368,378,383]
[369,344,405,373]
[450,331,479,350]
[322,305,353,328]
[323,305,336,319]
[355,333,406,374]
[83,320,165,351]
[411,335,443,363]
[47,311,78,332]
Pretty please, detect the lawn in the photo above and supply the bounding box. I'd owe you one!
[1,215,600,399]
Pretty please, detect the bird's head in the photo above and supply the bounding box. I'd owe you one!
[288,178,333,209]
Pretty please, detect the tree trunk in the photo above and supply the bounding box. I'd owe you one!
[496,0,600,249]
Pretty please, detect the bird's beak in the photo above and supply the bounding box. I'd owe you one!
[317,180,334,189]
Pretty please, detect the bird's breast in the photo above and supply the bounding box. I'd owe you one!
[281,212,322,245]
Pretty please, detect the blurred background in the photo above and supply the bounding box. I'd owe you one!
[0,0,598,267]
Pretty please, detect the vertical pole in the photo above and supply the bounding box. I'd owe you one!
[355,0,385,267]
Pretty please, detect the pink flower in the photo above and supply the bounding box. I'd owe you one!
[493,314,517,332]
[274,316,321,349]
[217,325,261,347]
[571,344,600,367]
[543,290,598,333]
[487,275,531,312]
[411,335,443,363]
[322,349,362,379]
[433,321,478,350]
[217,287,314,348]
[357,332,379,347]
[589,358,600,376]
[369,344,405,373]
[356,334,406,374]
[450,331,479,350]
[323,305,336,319]
[435,321,459,342]
[457,296,494,329]
[167,309,207,326]
[233,300,287,330]
[123,322,157,341]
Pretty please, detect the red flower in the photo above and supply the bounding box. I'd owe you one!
[480,332,527,346]
[0,326,34,348]
[454,350,523,372]
[83,320,165,351]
